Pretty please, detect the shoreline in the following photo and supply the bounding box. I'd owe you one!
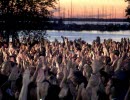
[47,28,130,32]
[48,23,130,32]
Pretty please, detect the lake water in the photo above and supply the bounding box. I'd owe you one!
[50,21,129,25]
[46,30,130,44]
[63,21,129,25]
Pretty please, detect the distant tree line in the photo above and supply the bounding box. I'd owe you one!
[0,0,57,41]
[125,0,130,22]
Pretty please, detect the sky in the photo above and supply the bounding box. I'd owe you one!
[53,0,128,19]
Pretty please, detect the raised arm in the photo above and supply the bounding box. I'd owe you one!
[19,69,31,100]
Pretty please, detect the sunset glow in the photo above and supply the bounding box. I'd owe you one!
[53,0,128,18]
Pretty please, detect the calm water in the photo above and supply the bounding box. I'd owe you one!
[46,30,130,44]
[63,21,129,25]
[50,21,129,25]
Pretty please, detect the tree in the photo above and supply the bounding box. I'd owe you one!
[125,0,130,22]
[0,0,57,42]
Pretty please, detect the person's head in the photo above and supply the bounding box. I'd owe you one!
[9,55,16,63]
[1,61,11,75]
[112,50,120,57]
[69,70,87,86]
[110,50,119,61]
[75,57,81,65]
[95,36,100,45]
[104,56,111,65]
[48,75,57,85]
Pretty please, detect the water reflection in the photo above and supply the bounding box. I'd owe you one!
[46,30,130,44]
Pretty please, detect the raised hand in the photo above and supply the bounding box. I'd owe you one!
[115,54,124,72]
[91,58,103,74]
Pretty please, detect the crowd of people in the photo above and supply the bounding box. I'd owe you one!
[0,35,130,100]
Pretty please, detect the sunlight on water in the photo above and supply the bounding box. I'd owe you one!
[63,21,129,25]
[46,30,130,44]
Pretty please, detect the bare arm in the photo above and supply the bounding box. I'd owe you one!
[19,69,30,100]
[60,67,68,88]
[124,86,130,100]
[19,85,28,100]
[31,62,41,82]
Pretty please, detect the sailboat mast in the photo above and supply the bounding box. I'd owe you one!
[115,8,116,19]
[63,7,65,19]
[86,7,87,19]
[71,0,72,19]
[97,8,99,19]
[91,7,93,18]
[106,7,107,19]
[58,0,60,18]
[68,9,70,24]
[84,6,86,18]
[112,6,114,19]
